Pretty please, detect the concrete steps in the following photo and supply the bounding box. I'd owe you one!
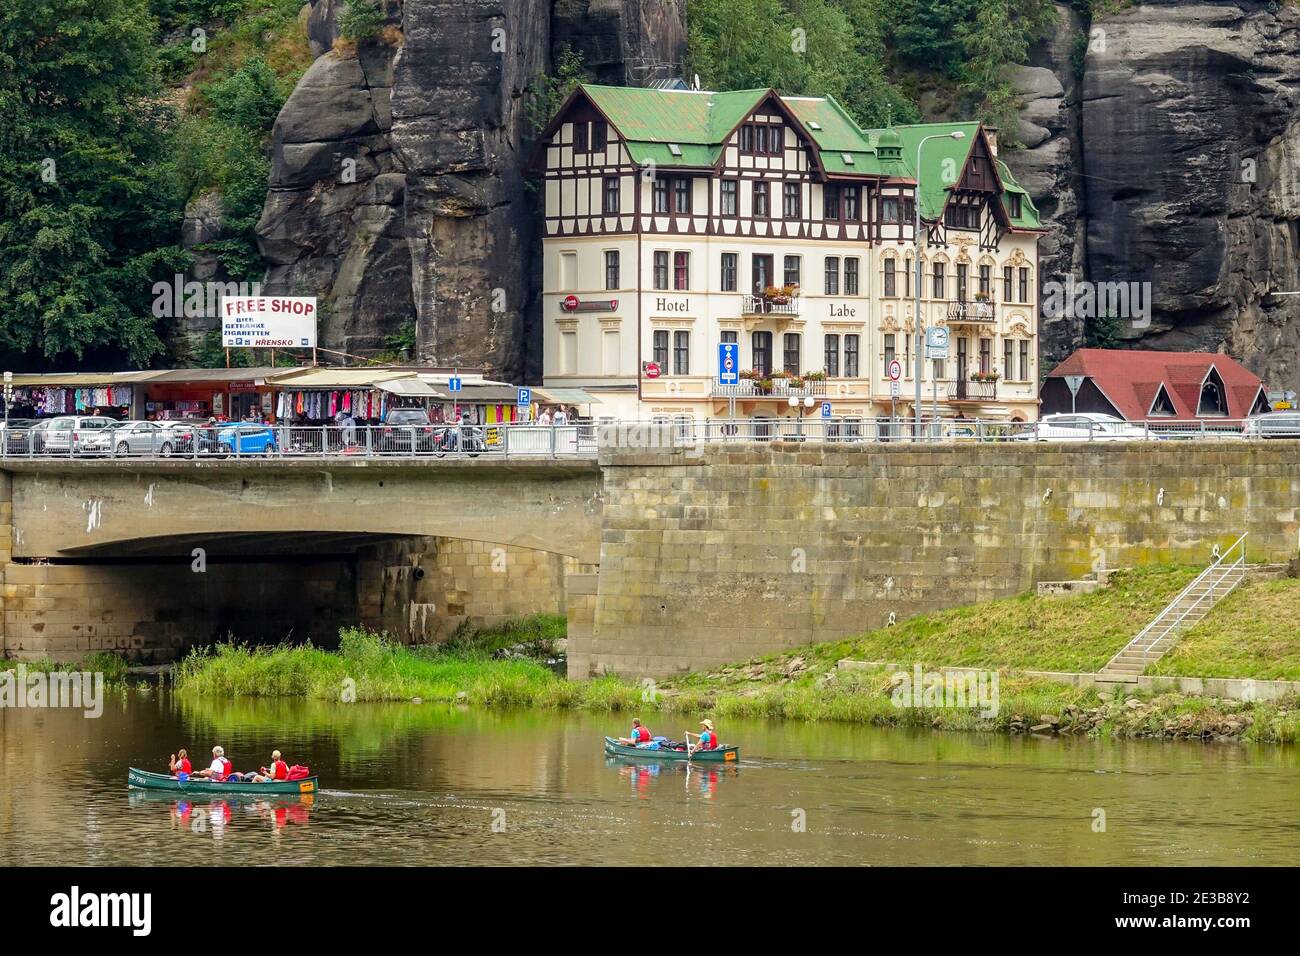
[1037,568,1119,597]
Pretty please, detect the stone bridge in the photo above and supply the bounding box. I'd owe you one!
[2,442,1298,677]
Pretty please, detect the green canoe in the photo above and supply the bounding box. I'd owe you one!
[127,768,319,796]
[603,736,739,763]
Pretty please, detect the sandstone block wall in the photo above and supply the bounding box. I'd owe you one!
[580,442,1300,678]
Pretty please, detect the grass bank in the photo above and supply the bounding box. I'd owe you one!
[168,567,1300,744]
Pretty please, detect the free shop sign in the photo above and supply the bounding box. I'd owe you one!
[222,296,318,348]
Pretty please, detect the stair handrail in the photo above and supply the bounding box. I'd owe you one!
[1131,554,1245,662]
[1103,533,1247,671]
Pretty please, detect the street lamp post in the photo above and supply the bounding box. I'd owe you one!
[913,131,965,440]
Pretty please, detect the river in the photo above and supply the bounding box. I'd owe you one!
[1,690,1296,866]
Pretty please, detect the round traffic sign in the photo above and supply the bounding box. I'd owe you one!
[888,359,902,381]
[562,295,579,311]
[644,362,661,379]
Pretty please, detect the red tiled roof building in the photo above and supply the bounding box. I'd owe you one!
[1041,349,1270,421]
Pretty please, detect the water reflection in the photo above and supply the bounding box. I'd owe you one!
[2,691,1297,866]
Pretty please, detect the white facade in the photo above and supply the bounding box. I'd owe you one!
[537,90,1043,424]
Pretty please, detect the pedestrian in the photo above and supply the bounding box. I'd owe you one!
[552,406,568,426]
[537,406,552,425]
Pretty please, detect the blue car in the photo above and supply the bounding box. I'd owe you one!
[214,423,278,456]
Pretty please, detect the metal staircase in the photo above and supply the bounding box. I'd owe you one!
[1098,534,1248,681]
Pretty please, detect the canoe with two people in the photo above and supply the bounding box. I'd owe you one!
[603,717,739,762]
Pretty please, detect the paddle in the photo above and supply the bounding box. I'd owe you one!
[684,730,698,761]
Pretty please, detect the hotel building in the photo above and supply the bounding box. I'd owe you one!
[532,84,1045,425]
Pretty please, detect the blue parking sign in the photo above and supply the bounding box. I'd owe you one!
[516,387,531,408]
[821,401,833,419]
[718,342,739,385]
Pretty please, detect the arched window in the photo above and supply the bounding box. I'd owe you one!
[1197,367,1228,417]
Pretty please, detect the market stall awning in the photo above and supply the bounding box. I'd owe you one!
[7,370,166,387]
[376,378,449,399]
[267,368,417,389]
[535,387,603,405]
[453,384,522,404]
[145,367,301,385]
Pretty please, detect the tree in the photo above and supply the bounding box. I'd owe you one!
[0,0,187,365]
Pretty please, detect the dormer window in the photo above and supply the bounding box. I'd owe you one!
[1008,193,1022,218]
[667,143,682,157]
[1198,367,1229,417]
[1149,384,1176,417]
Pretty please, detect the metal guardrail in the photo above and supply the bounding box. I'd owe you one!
[1102,533,1248,674]
[0,417,1295,462]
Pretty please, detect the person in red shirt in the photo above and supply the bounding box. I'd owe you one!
[617,719,653,746]
[251,750,290,784]
[168,749,192,779]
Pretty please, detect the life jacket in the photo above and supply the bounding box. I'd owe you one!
[270,760,288,781]
[632,726,651,743]
[699,732,717,750]
[179,758,192,775]
[219,758,233,780]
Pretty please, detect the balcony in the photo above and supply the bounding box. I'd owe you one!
[714,376,828,399]
[948,379,998,402]
[947,297,996,324]
[741,294,802,317]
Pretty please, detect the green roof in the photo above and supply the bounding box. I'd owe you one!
[571,85,1041,228]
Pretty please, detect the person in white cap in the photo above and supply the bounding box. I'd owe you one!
[696,719,719,750]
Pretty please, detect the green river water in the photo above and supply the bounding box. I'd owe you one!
[1,691,1296,866]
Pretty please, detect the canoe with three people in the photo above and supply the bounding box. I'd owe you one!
[603,718,739,762]
[128,746,318,795]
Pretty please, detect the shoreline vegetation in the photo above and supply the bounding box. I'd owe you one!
[8,567,1300,744]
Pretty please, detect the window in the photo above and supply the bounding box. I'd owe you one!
[740,125,754,153]
[673,251,689,290]
[752,254,774,292]
[823,185,840,220]
[752,331,773,376]
[721,330,738,344]
[591,121,607,152]
[653,330,669,369]
[903,198,916,223]
[673,330,690,375]
[1198,370,1229,416]
[603,177,619,214]
[1008,193,1022,218]
[825,334,840,378]
[720,179,737,216]
[653,251,669,290]
[574,122,588,153]
[653,178,669,214]
[1003,266,1013,302]
[845,334,859,377]
[979,337,992,374]
[884,334,896,375]
[673,178,691,214]
[945,202,979,230]
[753,181,769,217]
[844,257,859,295]
[604,250,619,291]
[956,263,968,301]
[783,333,801,375]
[1019,340,1030,382]
[843,186,859,220]
[1004,339,1014,381]
[882,197,900,223]
[932,261,945,299]
[783,182,800,219]
[1019,267,1030,304]
[561,331,577,372]
[602,329,619,373]
[721,253,738,292]
[783,255,801,288]
[883,258,896,297]
[956,337,968,378]
[904,257,912,298]
[767,126,783,153]
[559,251,576,288]
[824,256,840,295]
[978,264,991,296]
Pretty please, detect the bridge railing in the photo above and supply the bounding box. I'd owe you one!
[0,417,1292,461]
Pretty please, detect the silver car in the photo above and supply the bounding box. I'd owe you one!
[1241,411,1300,439]
[80,420,180,457]
[39,416,118,455]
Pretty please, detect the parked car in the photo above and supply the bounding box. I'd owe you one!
[379,408,437,453]
[213,423,279,456]
[39,416,118,455]
[1031,413,1157,442]
[1241,411,1300,439]
[89,420,192,457]
[1,419,38,455]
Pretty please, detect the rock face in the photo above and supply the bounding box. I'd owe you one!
[1077,1,1300,389]
[257,0,685,378]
